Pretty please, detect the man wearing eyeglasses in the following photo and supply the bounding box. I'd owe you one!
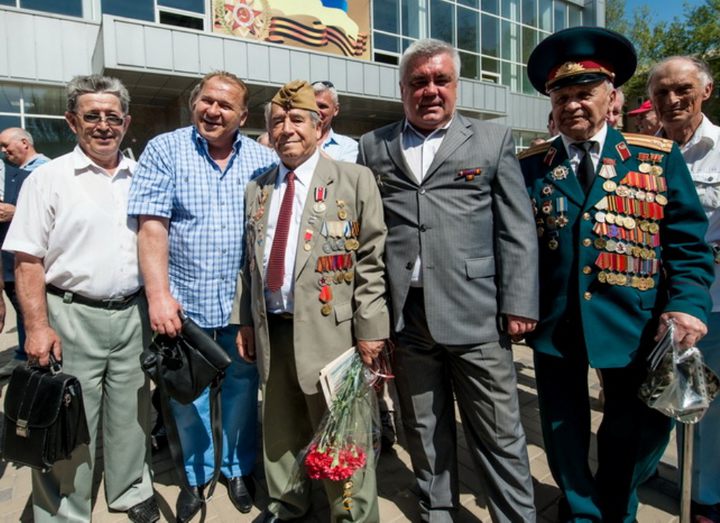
[3,75,159,522]
[129,71,277,522]
[312,81,358,163]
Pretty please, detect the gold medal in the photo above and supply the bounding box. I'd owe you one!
[338,209,348,220]
[617,274,628,286]
[605,212,616,225]
[654,194,668,206]
[598,271,608,283]
[321,303,332,316]
[603,180,617,192]
[344,270,354,283]
[651,165,664,176]
[648,222,660,234]
[623,216,636,230]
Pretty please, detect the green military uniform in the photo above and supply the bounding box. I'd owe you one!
[521,128,713,522]
[521,26,714,523]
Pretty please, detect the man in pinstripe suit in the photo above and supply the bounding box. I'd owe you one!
[357,38,539,523]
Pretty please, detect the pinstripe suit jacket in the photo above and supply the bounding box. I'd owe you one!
[358,113,539,345]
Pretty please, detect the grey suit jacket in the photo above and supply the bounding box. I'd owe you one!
[358,113,539,345]
[233,155,390,394]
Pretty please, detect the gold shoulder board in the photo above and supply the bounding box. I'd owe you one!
[518,140,552,160]
[623,133,674,153]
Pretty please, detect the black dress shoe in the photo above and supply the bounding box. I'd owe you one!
[176,486,203,523]
[227,475,254,513]
[127,496,160,523]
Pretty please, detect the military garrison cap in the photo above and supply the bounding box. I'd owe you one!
[527,26,636,95]
[271,80,319,114]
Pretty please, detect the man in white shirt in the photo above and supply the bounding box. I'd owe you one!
[649,55,720,523]
[2,75,157,523]
[312,81,358,162]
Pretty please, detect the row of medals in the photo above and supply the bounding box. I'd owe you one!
[315,199,360,316]
[536,157,667,291]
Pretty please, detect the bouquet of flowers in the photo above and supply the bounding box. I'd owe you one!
[301,347,392,510]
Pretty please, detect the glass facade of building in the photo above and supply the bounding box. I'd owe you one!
[372,0,583,94]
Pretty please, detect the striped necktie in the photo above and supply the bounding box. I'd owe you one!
[266,171,295,292]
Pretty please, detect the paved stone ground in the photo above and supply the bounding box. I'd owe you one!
[0,305,681,522]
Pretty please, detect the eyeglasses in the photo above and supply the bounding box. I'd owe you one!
[76,112,126,126]
[313,80,335,88]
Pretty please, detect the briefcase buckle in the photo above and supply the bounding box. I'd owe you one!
[16,419,29,438]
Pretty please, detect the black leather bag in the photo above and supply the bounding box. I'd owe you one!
[141,316,232,405]
[141,315,232,504]
[1,359,90,471]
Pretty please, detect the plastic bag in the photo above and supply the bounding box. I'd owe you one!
[638,320,720,424]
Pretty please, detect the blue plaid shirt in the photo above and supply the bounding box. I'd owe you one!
[128,126,276,328]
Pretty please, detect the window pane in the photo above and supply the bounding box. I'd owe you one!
[0,84,22,114]
[158,0,204,13]
[0,116,22,139]
[568,4,582,26]
[430,0,454,44]
[102,0,153,20]
[554,2,566,31]
[159,10,204,29]
[501,20,519,61]
[401,0,421,38]
[0,0,14,6]
[521,0,535,26]
[22,85,65,115]
[374,0,399,34]
[457,7,478,53]
[459,52,478,80]
[482,56,499,74]
[374,32,400,53]
[402,38,415,53]
[522,26,536,63]
[458,0,478,7]
[522,65,535,94]
[481,0,498,15]
[21,0,82,16]
[24,117,76,159]
[501,61,519,91]
[501,0,519,21]
[538,0,552,31]
[481,14,499,56]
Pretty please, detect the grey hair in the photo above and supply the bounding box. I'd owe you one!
[399,39,461,84]
[66,75,130,114]
[3,127,34,146]
[265,102,320,130]
[647,56,714,95]
[312,82,339,105]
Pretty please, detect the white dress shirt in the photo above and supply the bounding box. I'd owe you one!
[560,123,608,176]
[401,118,452,286]
[263,149,320,313]
[321,129,358,163]
[680,114,720,310]
[2,145,141,299]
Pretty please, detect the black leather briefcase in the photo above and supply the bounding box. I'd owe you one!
[1,359,90,471]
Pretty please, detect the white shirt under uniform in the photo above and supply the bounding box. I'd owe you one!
[263,149,319,314]
[2,145,141,300]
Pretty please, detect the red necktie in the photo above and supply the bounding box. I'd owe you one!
[266,171,295,292]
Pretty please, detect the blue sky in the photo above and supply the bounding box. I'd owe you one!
[623,0,705,23]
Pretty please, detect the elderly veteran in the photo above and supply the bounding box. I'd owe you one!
[129,71,276,521]
[358,38,538,522]
[3,74,158,522]
[234,80,389,523]
[649,55,720,523]
[519,27,714,522]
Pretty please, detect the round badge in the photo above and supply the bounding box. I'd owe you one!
[303,243,312,251]
[542,185,553,195]
[594,238,607,249]
[313,202,327,213]
[548,239,559,250]
[344,271,354,283]
[605,213,616,225]
[648,222,660,234]
[651,165,664,176]
[638,163,652,173]
[321,304,332,316]
[602,180,617,192]
[598,271,608,283]
[595,211,607,223]
[605,239,618,252]
[654,194,668,206]
[338,209,348,220]
[615,185,629,198]
[623,216,636,230]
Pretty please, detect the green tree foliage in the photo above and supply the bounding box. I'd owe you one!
[606,0,720,124]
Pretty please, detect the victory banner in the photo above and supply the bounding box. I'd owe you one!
[213,0,370,60]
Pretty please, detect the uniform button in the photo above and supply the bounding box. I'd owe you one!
[583,291,592,300]
[419,188,426,195]
[582,212,591,221]
[419,224,427,232]
[582,238,592,247]
[405,262,413,270]
[582,266,592,275]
